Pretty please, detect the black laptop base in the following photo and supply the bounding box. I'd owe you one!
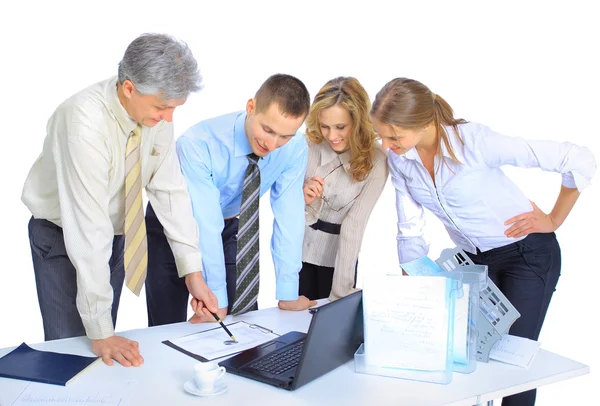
[220,331,306,390]
[219,290,364,391]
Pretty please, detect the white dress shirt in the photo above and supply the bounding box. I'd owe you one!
[303,141,388,299]
[389,121,596,263]
[22,77,202,339]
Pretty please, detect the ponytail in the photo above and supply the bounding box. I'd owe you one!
[431,92,466,171]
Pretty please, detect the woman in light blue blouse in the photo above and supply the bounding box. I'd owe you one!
[370,77,596,406]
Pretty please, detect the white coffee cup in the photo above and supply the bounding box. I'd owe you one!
[193,362,226,392]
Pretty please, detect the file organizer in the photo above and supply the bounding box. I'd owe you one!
[440,262,487,373]
[400,255,487,373]
[436,247,521,362]
[355,273,463,384]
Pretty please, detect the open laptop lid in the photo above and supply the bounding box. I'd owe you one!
[292,290,364,389]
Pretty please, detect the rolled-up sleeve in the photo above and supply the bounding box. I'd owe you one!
[477,125,597,192]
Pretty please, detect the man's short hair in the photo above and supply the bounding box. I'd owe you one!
[118,33,202,100]
[254,74,310,118]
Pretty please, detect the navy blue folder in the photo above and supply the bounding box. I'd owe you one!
[0,342,100,386]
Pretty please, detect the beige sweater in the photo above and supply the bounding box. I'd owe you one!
[303,141,388,300]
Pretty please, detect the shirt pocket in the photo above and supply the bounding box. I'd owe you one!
[142,154,161,187]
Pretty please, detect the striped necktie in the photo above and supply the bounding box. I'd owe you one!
[231,153,261,315]
[124,125,148,296]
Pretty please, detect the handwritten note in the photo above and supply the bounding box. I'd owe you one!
[11,381,136,406]
[490,334,540,369]
[167,321,278,360]
[363,274,451,371]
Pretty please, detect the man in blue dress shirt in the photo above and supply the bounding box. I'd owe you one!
[145,74,318,324]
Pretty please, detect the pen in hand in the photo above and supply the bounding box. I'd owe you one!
[210,311,238,343]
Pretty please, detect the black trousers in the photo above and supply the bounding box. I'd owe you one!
[298,262,335,300]
[299,260,358,300]
[467,232,561,406]
[145,203,239,326]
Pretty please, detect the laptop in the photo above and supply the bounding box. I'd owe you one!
[219,290,363,390]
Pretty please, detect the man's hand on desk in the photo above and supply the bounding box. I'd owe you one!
[188,306,227,324]
[91,336,144,367]
[185,271,219,319]
[278,295,318,311]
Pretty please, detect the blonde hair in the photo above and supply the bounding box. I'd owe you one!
[305,77,376,182]
[371,78,467,168]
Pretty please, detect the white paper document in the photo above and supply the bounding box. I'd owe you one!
[490,334,541,369]
[166,321,279,360]
[11,380,136,406]
[364,274,451,371]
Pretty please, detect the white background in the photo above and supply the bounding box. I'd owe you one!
[1,1,598,404]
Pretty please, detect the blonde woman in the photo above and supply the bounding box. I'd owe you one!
[301,77,388,300]
[371,77,596,406]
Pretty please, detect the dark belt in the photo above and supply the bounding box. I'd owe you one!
[309,219,341,235]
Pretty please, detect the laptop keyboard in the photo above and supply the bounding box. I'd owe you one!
[248,340,305,375]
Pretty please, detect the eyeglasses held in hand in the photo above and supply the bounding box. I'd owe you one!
[320,163,360,212]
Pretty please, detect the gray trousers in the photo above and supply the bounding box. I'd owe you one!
[28,217,125,341]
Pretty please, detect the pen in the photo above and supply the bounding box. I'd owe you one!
[210,312,238,343]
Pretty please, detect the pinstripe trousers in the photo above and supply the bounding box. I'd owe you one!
[28,217,125,340]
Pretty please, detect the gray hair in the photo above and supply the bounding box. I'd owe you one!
[118,33,203,100]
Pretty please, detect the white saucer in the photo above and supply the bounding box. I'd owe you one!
[184,379,228,397]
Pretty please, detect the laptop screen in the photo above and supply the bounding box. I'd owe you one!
[293,290,364,389]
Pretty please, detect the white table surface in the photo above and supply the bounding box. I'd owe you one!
[0,304,590,406]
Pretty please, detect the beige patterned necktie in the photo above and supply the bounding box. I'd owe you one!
[124,125,147,295]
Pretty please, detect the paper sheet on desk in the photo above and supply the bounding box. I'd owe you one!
[11,380,136,406]
[165,321,279,361]
[490,334,541,369]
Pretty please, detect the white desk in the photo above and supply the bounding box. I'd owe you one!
[0,305,590,406]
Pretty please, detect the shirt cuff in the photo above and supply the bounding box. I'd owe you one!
[213,287,229,309]
[275,279,299,301]
[83,314,115,340]
[174,252,203,278]
[397,240,429,264]
[563,172,591,192]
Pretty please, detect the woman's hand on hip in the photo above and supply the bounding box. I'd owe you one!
[504,201,558,238]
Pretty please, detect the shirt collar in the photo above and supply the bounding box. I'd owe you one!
[396,126,457,161]
[234,112,253,157]
[105,76,138,137]
[319,142,352,171]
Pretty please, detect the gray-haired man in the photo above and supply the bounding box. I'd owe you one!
[22,33,217,367]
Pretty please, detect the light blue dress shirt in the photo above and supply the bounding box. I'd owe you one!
[176,111,308,307]
[389,122,596,263]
